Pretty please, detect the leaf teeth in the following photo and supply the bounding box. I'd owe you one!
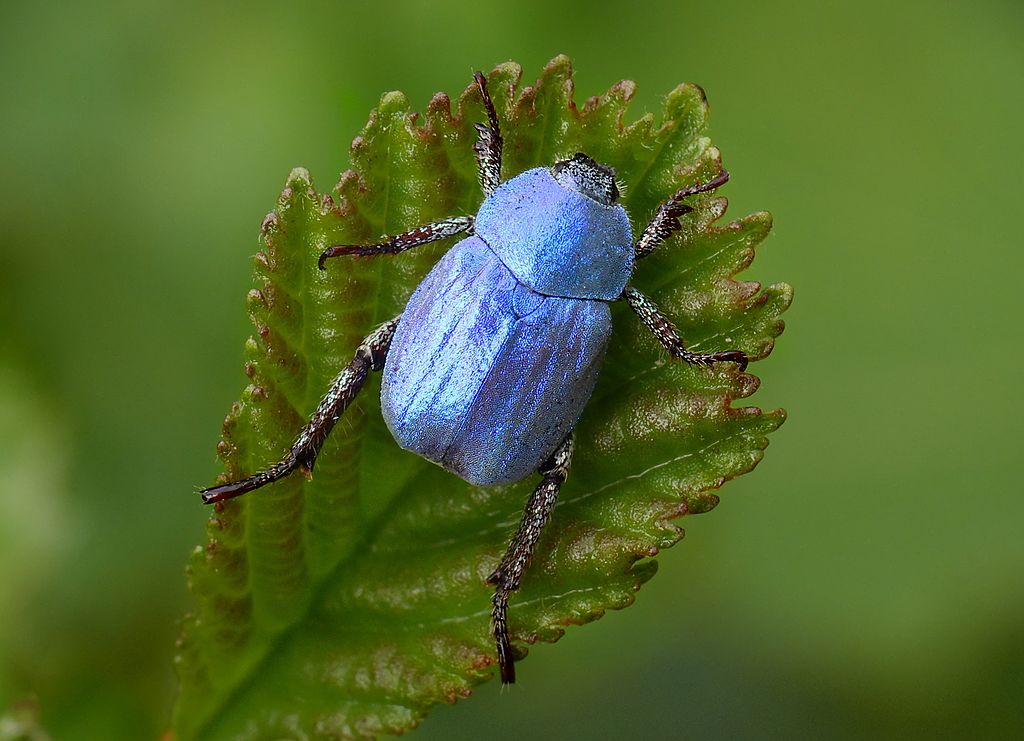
[259,211,279,237]
[378,90,411,114]
[285,166,311,191]
[426,91,452,118]
[177,57,789,740]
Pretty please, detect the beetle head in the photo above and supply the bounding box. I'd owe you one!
[551,153,619,206]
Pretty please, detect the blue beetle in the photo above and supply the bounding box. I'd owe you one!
[201,72,746,683]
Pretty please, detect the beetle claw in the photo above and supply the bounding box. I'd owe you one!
[716,350,748,372]
[318,245,358,269]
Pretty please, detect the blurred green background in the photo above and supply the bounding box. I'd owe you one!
[1,0,1021,738]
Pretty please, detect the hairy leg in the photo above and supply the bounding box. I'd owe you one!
[318,216,473,269]
[634,169,730,260]
[623,287,747,370]
[317,70,503,271]
[472,70,503,196]
[201,317,400,504]
[489,434,574,684]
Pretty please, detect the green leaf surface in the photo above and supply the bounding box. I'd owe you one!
[175,56,790,740]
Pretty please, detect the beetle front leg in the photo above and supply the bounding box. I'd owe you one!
[472,70,503,196]
[200,317,400,504]
[623,287,748,370]
[488,434,574,684]
[318,216,473,269]
[634,169,730,260]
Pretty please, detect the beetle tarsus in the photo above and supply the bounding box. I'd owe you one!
[472,71,503,196]
[490,435,574,684]
[318,217,474,269]
[200,456,297,504]
[674,348,748,371]
[318,244,358,268]
[492,590,517,684]
[623,287,748,371]
[634,169,730,260]
[708,349,748,372]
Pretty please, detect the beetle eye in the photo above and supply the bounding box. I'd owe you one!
[551,153,619,206]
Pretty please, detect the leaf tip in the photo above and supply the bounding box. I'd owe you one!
[537,54,576,103]
[426,90,453,117]
[285,166,312,191]
[488,60,523,87]
[543,53,573,77]
[608,78,637,103]
[378,90,411,115]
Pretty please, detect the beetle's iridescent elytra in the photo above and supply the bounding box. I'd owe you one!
[201,71,746,684]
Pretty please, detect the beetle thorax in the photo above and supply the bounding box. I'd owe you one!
[473,166,634,301]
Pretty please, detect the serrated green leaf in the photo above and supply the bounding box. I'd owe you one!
[175,55,790,740]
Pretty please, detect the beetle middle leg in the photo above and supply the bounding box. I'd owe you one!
[488,434,574,684]
[623,287,748,370]
[201,317,400,504]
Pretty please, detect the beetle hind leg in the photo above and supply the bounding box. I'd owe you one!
[623,287,747,370]
[489,434,574,684]
[200,317,400,504]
